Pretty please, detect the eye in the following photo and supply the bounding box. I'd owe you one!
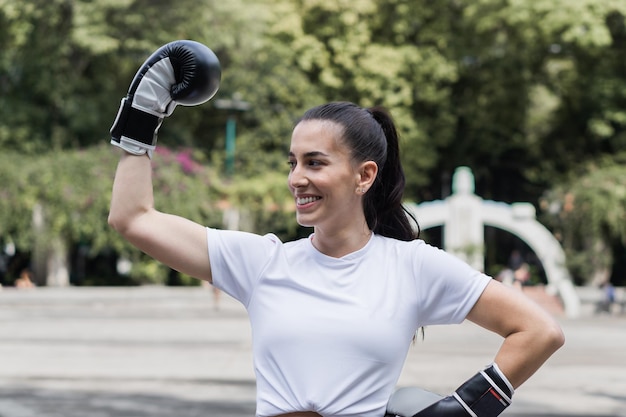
[287,160,296,170]
[308,159,323,167]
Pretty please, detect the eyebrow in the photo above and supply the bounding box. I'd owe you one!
[288,151,330,158]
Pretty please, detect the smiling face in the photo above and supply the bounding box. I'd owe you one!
[288,120,372,233]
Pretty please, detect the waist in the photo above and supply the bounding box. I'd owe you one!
[274,413,322,417]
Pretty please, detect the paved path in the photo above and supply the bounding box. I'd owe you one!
[0,286,624,417]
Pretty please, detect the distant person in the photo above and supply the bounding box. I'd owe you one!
[15,269,35,289]
[508,249,524,271]
[513,262,531,291]
[596,281,616,314]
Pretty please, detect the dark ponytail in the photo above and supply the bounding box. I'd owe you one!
[299,102,420,241]
[366,106,419,241]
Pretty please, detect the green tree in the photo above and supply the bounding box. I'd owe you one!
[2,0,626,286]
[268,0,456,195]
[411,0,626,204]
[268,0,626,205]
[540,155,626,285]
[0,0,270,153]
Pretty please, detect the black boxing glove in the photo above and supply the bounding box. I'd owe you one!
[413,364,514,417]
[110,40,221,158]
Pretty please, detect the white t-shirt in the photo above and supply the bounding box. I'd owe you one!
[207,228,491,417]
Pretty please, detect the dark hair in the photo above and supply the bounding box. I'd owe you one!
[299,101,420,241]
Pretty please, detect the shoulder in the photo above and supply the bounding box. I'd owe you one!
[373,235,485,279]
[207,227,283,246]
[372,234,427,254]
[206,228,289,263]
[284,235,310,249]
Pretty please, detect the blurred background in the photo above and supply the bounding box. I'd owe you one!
[0,0,625,306]
[1,2,626,416]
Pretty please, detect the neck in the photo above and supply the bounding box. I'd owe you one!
[311,225,372,258]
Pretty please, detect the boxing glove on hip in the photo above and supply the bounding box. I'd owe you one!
[385,387,442,417]
[386,364,514,417]
[110,40,221,158]
[414,364,514,417]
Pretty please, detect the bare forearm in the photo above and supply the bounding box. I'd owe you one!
[493,321,564,388]
[108,152,154,232]
[467,281,565,389]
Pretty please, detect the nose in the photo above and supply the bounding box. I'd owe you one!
[288,163,308,190]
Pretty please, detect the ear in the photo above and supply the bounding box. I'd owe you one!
[356,160,378,193]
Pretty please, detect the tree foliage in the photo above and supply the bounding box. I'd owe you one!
[540,154,626,285]
[1,0,625,285]
[0,144,297,284]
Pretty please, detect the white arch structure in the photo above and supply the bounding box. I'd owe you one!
[405,167,581,318]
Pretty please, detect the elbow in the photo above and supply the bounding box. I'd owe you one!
[108,205,153,243]
[107,210,126,234]
[108,208,136,238]
[553,324,566,351]
[108,196,152,236]
[542,319,566,355]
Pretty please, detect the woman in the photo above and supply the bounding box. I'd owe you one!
[109,43,564,417]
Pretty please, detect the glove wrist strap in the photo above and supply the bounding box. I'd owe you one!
[483,363,514,401]
[110,98,163,149]
[454,364,513,417]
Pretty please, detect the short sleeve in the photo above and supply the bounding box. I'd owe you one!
[414,243,491,326]
[206,227,280,306]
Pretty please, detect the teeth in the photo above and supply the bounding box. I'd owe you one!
[297,196,320,205]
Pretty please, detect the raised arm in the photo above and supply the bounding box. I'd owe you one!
[107,40,221,283]
[109,153,213,281]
